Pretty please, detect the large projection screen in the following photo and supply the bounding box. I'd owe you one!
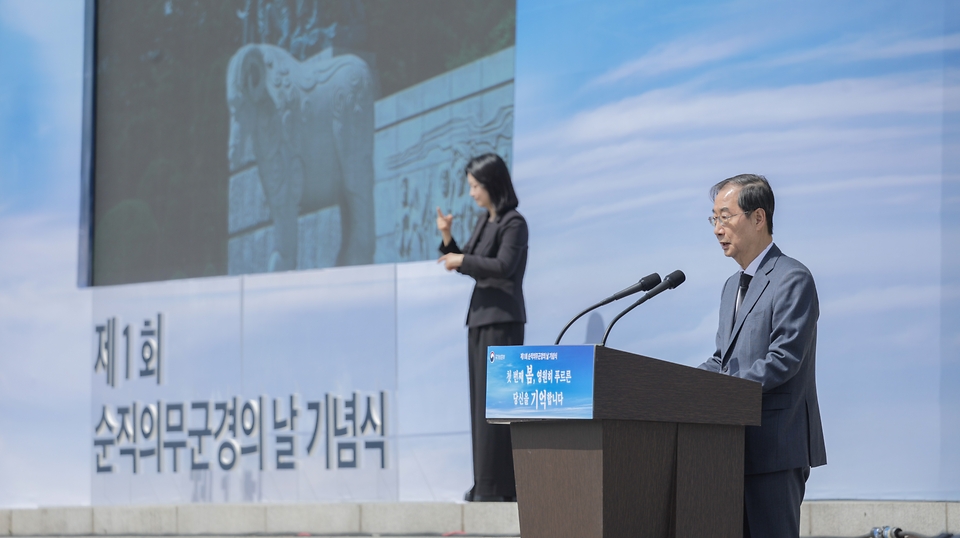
[86,0,516,286]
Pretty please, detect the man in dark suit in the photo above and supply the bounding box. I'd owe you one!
[699,174,827,538]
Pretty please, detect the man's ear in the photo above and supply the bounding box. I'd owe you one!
[753,208,767,230]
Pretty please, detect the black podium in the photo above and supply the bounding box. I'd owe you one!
[490,346,760,538]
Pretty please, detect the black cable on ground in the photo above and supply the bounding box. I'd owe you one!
[809,531,954,538]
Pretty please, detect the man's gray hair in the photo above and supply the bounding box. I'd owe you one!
[711,174,775,235]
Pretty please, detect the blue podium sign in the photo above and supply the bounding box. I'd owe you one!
[485,345,595,420]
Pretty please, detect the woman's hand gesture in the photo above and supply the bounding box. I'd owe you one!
[436,207,454,246]
[438,253,464,271]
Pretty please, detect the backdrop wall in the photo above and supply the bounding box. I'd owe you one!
[0,0,957,507]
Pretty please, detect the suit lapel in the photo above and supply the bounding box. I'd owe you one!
[463,214,488,254]
[719,276,738,355]
[721,244,781,361]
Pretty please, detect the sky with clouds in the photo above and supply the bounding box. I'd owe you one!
[0,0,956,506]
[512,0,954,499]
[0,0,89,507]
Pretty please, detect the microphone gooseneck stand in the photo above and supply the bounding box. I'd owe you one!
[554,273,661,345]
[600,295,651,346]
[599,270,686,347]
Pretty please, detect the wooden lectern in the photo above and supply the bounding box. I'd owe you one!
[488,345,760,538]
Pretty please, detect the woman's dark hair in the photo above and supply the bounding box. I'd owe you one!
[465,153,519,213]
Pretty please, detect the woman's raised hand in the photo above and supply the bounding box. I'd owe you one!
[436,207,453,231]
[436,207,453,245]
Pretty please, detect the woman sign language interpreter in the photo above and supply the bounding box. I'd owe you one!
[435,153,528,503]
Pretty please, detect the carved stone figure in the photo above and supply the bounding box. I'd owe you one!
[227,44,375,270]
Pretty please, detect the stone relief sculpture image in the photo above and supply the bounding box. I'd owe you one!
[227,44,375,271]
[224,1,516,274]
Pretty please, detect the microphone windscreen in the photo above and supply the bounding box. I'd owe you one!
[639,272,661,291]
[665,270,686,288]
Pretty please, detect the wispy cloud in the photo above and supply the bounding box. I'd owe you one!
[767,32,960,67]
[591,36,758,86]
[823,284,940,316]
[515,69,944,222]
[0,212,91,405]
[0,0,84,92]
[559,73,944,147]
[519,123,939,195]
[588,31,960,89]
[0,211,91,506]
[629,309,720,366]
[778,173,940,196]
[567,187,701,223]
[0,1,92,508]
[0,0,84,212]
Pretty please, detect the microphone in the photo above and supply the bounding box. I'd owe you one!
[554,273,661,344]
[600,270,686,346]
[604,273,663,304]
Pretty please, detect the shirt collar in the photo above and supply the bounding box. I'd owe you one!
[742,241,774,277]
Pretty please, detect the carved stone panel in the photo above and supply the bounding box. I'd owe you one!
[228,46,515,272]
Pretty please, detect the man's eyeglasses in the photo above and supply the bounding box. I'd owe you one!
[708,211,750,227]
